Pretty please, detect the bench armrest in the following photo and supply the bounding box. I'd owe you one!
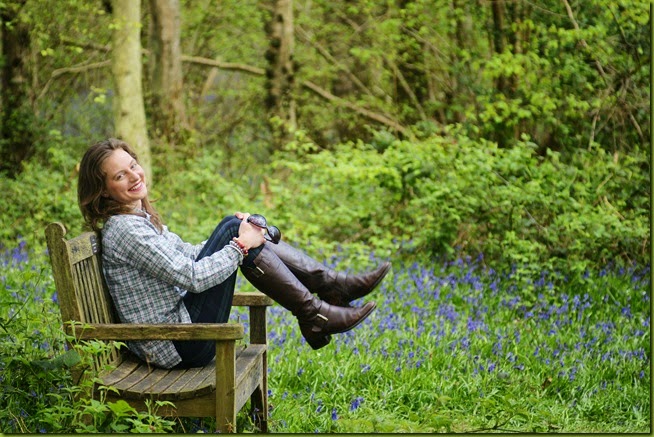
[65,322,244,341]
[232,291,274,307]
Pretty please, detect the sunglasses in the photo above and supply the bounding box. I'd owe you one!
[247,214,281,244]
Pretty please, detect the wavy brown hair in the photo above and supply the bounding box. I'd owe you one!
[78,138,163,232]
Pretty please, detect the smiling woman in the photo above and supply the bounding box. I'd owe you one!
[77,139,163,233]
[101,150,148,209]
[75,138,389,369]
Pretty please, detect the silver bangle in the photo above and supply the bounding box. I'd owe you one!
[228,240,247,256]
[225,242,245,264]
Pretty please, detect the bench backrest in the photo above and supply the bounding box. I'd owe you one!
[45,222,121,367]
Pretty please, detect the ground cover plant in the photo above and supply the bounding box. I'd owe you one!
[0,238,649,432]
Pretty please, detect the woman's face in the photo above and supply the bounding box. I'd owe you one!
[101,148,148,209]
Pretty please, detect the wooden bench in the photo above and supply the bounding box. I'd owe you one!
[45,222,274,433]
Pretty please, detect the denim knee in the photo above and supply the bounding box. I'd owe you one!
[218,215,241,233]
[196,215,242,261]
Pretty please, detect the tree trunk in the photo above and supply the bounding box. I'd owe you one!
[490,0,506,95]
[396,0,428,123]
[111,0,152,179]
[147,0,188,145]
[265,0,296,150]
[0,0,35,176]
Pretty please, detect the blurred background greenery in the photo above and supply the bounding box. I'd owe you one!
[0,0,649,272]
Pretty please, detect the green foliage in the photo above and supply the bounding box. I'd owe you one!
[152,146,262,243]
[0,243,178,433]
[0,132,86,249]
[269,127,649,272]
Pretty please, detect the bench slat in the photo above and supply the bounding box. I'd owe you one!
[100,355,142,387]
[110,363,156,393]
[127,367,175,399]
[159,366,205,397]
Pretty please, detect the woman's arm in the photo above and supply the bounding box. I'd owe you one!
[103,216,241,293]
[165,227,206,259]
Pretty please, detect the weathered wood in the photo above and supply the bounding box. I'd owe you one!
[249,306,269,431]
[215,340,236,433]
[232,292,274,307]
[65,322,245,341]
[45,222,272,433]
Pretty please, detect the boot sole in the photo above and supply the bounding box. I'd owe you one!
[305,302,377,349]
[330,301,377,334]
[306,334,332,349]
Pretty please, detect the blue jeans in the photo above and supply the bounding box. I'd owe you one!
[173,215,263,368]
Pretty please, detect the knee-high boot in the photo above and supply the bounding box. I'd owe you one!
[241,245,377,349]
[269,240,391,307]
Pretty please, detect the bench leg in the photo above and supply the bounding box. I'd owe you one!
[249,307,269,432]
[251,381,268,432]
[215,340,237,433]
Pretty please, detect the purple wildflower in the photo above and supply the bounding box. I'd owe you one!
[350,396,364,411]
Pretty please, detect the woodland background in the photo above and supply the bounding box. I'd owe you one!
[0,0,651,433]
[0,0,650,272]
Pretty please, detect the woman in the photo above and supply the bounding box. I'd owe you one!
[77,138,390,369]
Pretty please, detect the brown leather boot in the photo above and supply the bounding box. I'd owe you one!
[241,245,377,349]
[270,240,391,307]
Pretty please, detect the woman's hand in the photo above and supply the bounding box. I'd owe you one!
[234,211,250,221]
[235,212,265,250]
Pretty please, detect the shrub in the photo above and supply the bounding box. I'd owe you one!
[268,127,649,272]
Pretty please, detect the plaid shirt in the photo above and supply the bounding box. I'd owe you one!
[101,213,242,368]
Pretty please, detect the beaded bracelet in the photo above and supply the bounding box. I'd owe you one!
[228,241,246,258]
[230,238,249,256]
[225,243,244,264]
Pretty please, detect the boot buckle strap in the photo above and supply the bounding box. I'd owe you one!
[313,313,329,331]
[245,266,266,278]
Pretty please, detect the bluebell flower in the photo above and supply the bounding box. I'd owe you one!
[331,408,338,420]
[350,396,364,411]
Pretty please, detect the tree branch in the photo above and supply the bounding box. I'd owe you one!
[301,80,409,136]
[181,55,265,76]
[295,25,376,98]
[36,60,111,102]
[183,55,408,135]
[36,47,408,136]
[561,0,608,85]
[382,55,428,121]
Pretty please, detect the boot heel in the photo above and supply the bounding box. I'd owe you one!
[306,334,331,350]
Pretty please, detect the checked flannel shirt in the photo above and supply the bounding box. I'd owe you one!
[101,213,243,369]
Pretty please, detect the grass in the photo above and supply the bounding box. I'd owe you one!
[0,239,650,433]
